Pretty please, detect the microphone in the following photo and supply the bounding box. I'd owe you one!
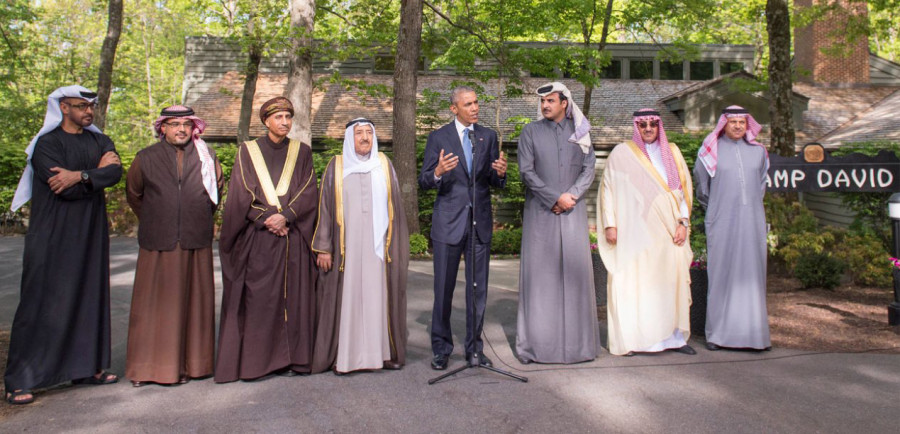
[468,129,477,181]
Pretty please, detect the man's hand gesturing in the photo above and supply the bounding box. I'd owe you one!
[434,149,459,177]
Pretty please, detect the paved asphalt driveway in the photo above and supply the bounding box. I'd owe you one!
[0,236,898,433]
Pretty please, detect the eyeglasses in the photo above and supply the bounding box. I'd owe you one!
[164,121,194,129]
[638,121,659,129]
[63,101,98,111]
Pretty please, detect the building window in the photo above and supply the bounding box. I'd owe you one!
[659,61,684,80]
[600,60,621,79]
[720,62,744,75]
[629,60,653,79]
[690,61,714,80]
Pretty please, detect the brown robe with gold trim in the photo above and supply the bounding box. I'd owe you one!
[215,136,318,382]
[310,155,409,373]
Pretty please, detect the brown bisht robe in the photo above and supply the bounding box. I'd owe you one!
[310,155,409,373]
[215,136,318,382]
[125,140,224,383]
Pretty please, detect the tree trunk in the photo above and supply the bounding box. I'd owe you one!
[392,0,424,235]
[582,0,614,115]
[766,0,795,157]
[237,46,261,144]
[95,0,123,130]
[284,0,315,145]
[142,17,154,122]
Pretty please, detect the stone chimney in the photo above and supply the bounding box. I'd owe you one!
[794,0,870,85]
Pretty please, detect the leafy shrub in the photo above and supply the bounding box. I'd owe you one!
[777,229,839,267]
[793,252,845,290]
[765,194,824,272]
[409,233,429,256]
[833,232,892,287]
[667,132,705,170]
[491,227,522,255]
[766,193,818,238]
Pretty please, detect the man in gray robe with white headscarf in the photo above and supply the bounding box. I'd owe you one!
[694,105,771,351]
[516,82,600,364]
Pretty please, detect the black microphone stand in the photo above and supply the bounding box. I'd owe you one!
[429,129,527,385]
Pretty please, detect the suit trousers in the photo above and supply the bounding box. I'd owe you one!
[430,220,490,357]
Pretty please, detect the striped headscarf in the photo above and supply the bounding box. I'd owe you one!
[632,109,681,191]
[697,105,767,177]
[154,105,218,204]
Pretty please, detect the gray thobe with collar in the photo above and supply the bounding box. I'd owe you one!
[694,135,771,349]
[515,117,600,363]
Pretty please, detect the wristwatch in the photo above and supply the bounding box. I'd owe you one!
[678,219,690,228]
[80,171,90,184]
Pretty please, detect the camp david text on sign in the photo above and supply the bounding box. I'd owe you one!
[765,146,900,193]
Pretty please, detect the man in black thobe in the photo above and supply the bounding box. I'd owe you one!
[4,85,122,405]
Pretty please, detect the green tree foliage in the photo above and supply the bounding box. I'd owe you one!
[869,0,900,62]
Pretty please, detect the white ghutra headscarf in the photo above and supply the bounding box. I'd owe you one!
[11,85,102,211]
[536,82,593,154]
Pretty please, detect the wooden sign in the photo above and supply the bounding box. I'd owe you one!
[766,144,900,192]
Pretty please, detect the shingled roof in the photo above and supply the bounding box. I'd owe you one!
[817,88,900,146]
[191,72,698,145]
[191,71,900,148]
[793,82,899,144]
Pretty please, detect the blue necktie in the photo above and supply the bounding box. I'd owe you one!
[462,128,473,172]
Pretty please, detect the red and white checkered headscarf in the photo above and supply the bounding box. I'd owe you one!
[697,105,767,177]
[632,109,681,191]
[154,105,218,204]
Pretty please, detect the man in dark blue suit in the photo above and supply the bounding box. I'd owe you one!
[419,86,507,370]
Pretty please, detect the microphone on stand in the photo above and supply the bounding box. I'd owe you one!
[468,129,477,181]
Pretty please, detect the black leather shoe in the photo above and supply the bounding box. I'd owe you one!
[467,352,493,367]
[706,342,721,351]
[673,345,697,355]
[517,355,532,365]
[431,354,449,370]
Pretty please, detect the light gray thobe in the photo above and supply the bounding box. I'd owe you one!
[694,136,771,349]
[336,171,391,373]
[516,118,600,363]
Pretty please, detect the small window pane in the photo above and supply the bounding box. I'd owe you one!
[659,61,683,80]
[720,62,744,75]
[629,60,653,79]
[690,62,714,80]
[601,60,621,79]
